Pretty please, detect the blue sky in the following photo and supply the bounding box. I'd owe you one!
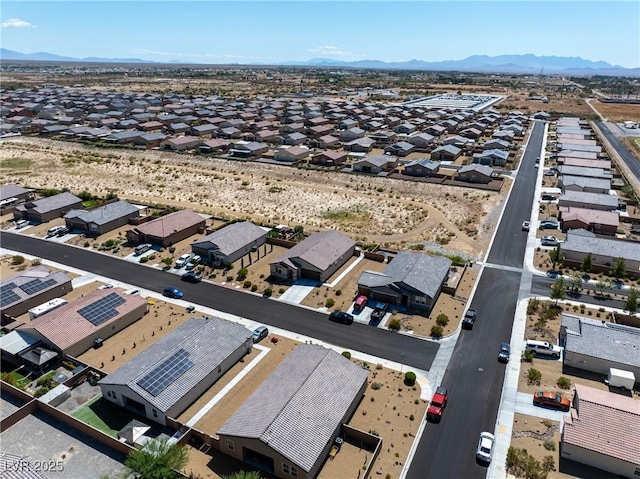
[1,1,638,68]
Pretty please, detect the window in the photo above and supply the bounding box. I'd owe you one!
[218,365,222,374]
[282,464,290,474]
[152,409,157,417]
[413,296,427,305]
[227,439,234,451]
[111,391,117,399]
[291,466,298,477]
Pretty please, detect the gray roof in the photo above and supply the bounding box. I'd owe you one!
[99,317,251,413]
[355,154,398,168]
[475,149,509,160]
[18,192,81,215]
[271,230,355,272]
[459,164,494,176]
[432,145,461,155]
[0,266,72,311]
[562,314,640,368]
[557,165,612,179]
[560,176,611,191]
[559,190,619,208]
[217,344,369,472]
[563,229,640,262]
[192,221,266,255]
[405,158,439,170]
[358,251,451,299]
[63,200,139,226]
[0,184,32,201]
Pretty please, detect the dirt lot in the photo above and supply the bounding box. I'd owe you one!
[591,101,640,123]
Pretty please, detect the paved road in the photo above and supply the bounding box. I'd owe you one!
[407,121,546,479]
[596,121,640,188]
[530,275,626,310]
[0,232,439,370]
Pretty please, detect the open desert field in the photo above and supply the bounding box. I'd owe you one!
[591,101,640,123]
[0,137,505,257]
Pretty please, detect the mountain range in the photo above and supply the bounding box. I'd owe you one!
[1,49,637,76]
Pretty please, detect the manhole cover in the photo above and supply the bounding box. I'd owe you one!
[478,367,484,372]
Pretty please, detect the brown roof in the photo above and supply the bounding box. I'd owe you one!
[563,384,640,464]
[271,230,355,271]
[560,158,611,170]
[133,210,206,238]
[18,289,147,352]
[558,206,619,227]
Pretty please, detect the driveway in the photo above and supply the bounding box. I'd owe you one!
[277,278,319,304]
[514,392,570,422]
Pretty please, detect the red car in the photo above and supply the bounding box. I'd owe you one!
[533,391,571,412]
[427,386,448,422]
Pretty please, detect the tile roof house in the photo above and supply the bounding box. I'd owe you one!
[430,145,462,162]
[18,288,147,357]
[0,266,73,324]
[310,150,349,167]
[191,221,267,265]
[559,314,640,380]
[457,164,494,184]
[384,141,415,157]
[100,317,253,426]
[13,192,83,223]
[404,158,440,177]
[160,135,202,151]
[557,165,613,180]
[0,184,34,204]
[561,384,640,478]
[270,230,356,283]
[274,146,311,163]
[218,344,369,479]
[352,154,399,174]
[64,200,141,237]
[558,206,619,235]
[473,148,509,166]
[343,137,375,153]
[126,209,206,247]
[357,251,451,313]
[558,176,611,195]
[558,190,619,212]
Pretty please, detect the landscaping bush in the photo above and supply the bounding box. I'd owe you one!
[430,325,444,338]
[342,351,351,359]
[251,284,258,292]
[521,350,535,362]
[335,289,342,296]
[527,368,542,386]
[387,318,401,330]
[263,288,273,297]
[278,287,285,294]
[543,439,556,451]
[237,268,248,281]
[139,256,149,263]
[556,376,571,389]
[436,313,449,327]
[11,255,25,265]
[325,298,335,308]
[404,371,416,386]
[243,281,252,289]
[371,382,383,390]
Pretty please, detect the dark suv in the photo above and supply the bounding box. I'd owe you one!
[329,311,354,325]
[462,309,477,330]
[370,302,389,323]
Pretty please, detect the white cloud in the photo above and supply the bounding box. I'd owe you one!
[309,45,353,57]
[131,49,281,63]
[1,18,35,29]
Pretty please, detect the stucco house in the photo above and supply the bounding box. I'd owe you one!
[64,200,140,237]
[191,221,267,265]
[404,159,440,177]
[352,154,398,174]
[126,209,206,247]
[13,192,83,223]
[457,164,494,184]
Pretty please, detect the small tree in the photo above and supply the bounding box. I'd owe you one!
[581,252,593,273]
[611,257,626,280]
[568,273,582,293]
[404,371,416,386]
[550,277,566,305]
[430,325,443,338]
[325,298,335,308]
[125,437,188,479]
[237,268,248,281]
[387,318,401,330]
[549,245,563,270]
[436,313,449,327]
[624,288,639,315]
[527,368,542,386]
[557,376,571,389]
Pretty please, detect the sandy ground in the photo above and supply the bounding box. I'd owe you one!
[0,137,505,257]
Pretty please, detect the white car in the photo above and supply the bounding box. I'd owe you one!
[175,253,193,268]
[185,255,201,270]
[541,236,560,247]
[521,221,530,232]
[476,431,495,464]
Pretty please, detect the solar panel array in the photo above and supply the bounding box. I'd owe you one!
[0,282,20,306]
[19,278,57,295]
[77,292,126,326]
[137,349,194,397]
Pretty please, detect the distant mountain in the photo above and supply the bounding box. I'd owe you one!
[0,48,153,64]
[1,49,636,75]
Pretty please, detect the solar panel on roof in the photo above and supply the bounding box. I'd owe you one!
[19,278,57,295]
[77,292,126,326]
[137,349,194,397]
[0,283,20,306]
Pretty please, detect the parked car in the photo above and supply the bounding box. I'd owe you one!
[181,271,202,283]
[533,391,571,412]
[370,302,389,322]
[497,343,511,363]
[252,326,269,343]
[175,253,193,268]
[426,386,448,422]
[525,339,562,359]
[353,295,368,312]
[46,225,67,237]
[541,194,555,201]
[540,219,560,230]
[15,219,29,229]
[544,170,556,176]
[541,236,560,247]
[134,243,152,256]
[329,311,354,325]
[185,255,201,270]
[521,221,530,232]
[476,431,495,464]
[163,287,184,299]
[462,309,477,330]
[56,226,70,237]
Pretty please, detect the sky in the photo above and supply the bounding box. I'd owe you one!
[1,1,639,68]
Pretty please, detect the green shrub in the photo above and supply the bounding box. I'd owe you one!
[263,288,273,297]
[527,368,542,386]
[243,281,252,289]
[543,439,556,451]
[371,382,383,390]
[404,371,416,386]
[342,351,351,359]
[251,284,258,292]
[11,255,25,265]
[436,313,449,327]
[335,289,342,296]
[388,318,401,330]
[325,298,335,308]
[279,287,285,294]
[237,268,248,281]
[521,350,535,362]
[556,376,571,389]
[139,256,148,263]
[430,325,444,338]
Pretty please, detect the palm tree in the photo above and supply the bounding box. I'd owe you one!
[124,437,188,479]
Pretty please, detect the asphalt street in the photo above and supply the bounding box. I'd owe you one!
[530,275,626,310]
[0,232,439,370]
[406,121,546,479]
[596,121,640,182]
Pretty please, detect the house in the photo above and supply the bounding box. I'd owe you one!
[558,176,611,194]
[559,314,640,381]
[270,230,356,283]
[218,344,369,479]
[0,184,34,207]
[310,150,349,167]
[191,124,218,138]
[561,384,640,478]
[483,138,511,150]
[560,158,611,170]
[18,289,147,357]
[357,251,451,313]
[100,317,253,426]
[0,330,58,375]
[64,200,140,237]
[473,149,509,167]
[312,134,340,149]
[13,192,83,223]
[228,142,269,159]
[191,221,267,265]
[199,138,233,154]
[425,125,446,136]
[132,132,166,148]
[393,123,417,135]
[442,135,471,148]
[126,209,206,247]
[339,127,366,141]
[384,141,415,157]
[283,132,308,146]
[459,127,482,140]
[369,130,397,148]
[558,150,599,161]
[406,132,434,150]
[0,266,73,324]
[343,137,375,153]
[558,191,619,212]
[457,164,494,184]
[160,136,202,151]
[274,146,310,163]
[561,229,640,277]
[404,159,440,177]
[352,154,399,174]
[558,206,619,235]
[430,145,461,162]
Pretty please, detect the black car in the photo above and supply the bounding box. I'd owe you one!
[462,309,477,330]
[329,311,354,325]
[370,302,389,322]
[56,226,70,236]
[181,271,202,283]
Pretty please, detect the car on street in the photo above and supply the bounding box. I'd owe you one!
[252,326,269,343]
[541,236,560,247]
[540,219,560,229]
[175,253,194,268]
[497,342,511,363]
[181,271,202,283]
[163,287,184,299]
[521,221,530,232]
[462,309,477,330]
[370,302,389,322]
[476,431,495,464]
[533,391,571,412]
[426,386,448,422]
[185,255,201,270]
[329,311,354,325]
